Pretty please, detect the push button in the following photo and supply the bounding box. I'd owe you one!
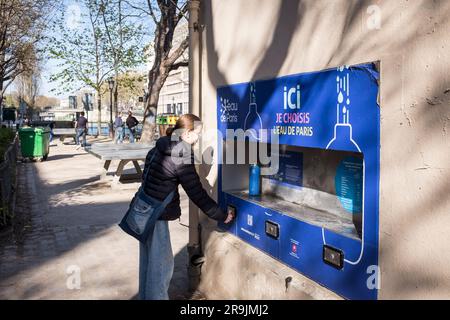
[323,245,344,270]
[265,221,279,239]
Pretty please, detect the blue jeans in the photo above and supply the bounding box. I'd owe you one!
[76,128,86,146]
[128,128,135,143]
[139,220,173,300]
[114,127,124,143]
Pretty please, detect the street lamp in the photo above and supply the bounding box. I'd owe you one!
[84,93,89,122]
[108,77,115,138]
[172,97,175,114]
[143,89,148,103]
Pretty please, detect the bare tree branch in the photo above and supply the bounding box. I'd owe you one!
[165,36,188,67]
[122,0,151,17]
[146,0,159,24]
[172,0,189,24]
[139,0,189,141]
[169,60,188,71]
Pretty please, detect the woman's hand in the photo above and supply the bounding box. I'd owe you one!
[224,212,235,224]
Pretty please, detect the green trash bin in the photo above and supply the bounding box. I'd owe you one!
[19,127,50,161]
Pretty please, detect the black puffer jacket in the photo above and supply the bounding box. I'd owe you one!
[142,136,226,222]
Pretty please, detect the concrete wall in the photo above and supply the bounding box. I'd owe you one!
[194,0,450,299]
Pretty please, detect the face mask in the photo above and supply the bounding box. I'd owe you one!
[183,125,202,145]
[192,134,200,145]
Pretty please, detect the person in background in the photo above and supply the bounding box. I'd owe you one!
[75,112,88,149]
[49,121,55,144]
[126,111,139,143]
[114,113,124,144]
[15,116,23,131]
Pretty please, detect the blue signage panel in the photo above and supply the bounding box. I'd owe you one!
[217,63,380,300]
[217,64,379,153]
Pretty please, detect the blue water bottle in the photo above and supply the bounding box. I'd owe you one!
[249,164,261,196]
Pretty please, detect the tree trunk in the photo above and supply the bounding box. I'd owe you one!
[0,80,3,113]
[141,68,167,143]
[97,96,101,137]
[114,71,119,117]
[140,105,157,143]
[140,0,189,143]
[114,83,118,117]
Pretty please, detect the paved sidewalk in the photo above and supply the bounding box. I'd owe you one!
[0,139,190,299]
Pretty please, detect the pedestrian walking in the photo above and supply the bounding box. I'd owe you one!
[15,116,23,131]
[126,111,139,143]
[114,113,124,144]
[133,114,234,300]
[75,112,88,149]
[49,121,55,144]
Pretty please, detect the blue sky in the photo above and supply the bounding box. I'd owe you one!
[40,55,60,98]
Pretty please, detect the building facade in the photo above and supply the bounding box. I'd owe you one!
[158,68,189,115]
[190,0,450,300]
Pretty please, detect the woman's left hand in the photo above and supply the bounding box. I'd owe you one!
[224,212,235,224]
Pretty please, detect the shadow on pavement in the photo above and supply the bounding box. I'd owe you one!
[0,144,190,300]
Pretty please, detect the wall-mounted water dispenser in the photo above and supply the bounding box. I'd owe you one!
[217,63,380,300]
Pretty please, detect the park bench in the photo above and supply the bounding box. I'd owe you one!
[85,142,154,186]
[53,128,77,144]
[30,121,77,144]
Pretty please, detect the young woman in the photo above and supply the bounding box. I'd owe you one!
[139,113,234,300]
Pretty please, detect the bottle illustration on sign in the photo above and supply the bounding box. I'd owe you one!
[326,67,361,153]
[244,82,263,141]
[323,66,365,266]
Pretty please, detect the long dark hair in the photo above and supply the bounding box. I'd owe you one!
[166,114,202,136]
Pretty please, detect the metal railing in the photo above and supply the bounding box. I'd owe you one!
[0,135,19,227]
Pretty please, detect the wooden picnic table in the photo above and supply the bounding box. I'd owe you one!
[86,142,155,185]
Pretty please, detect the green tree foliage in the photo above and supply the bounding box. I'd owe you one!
[0,0,54,108]
[100,0,147,116]
[48,0,114,132]
[48,0,147,132]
